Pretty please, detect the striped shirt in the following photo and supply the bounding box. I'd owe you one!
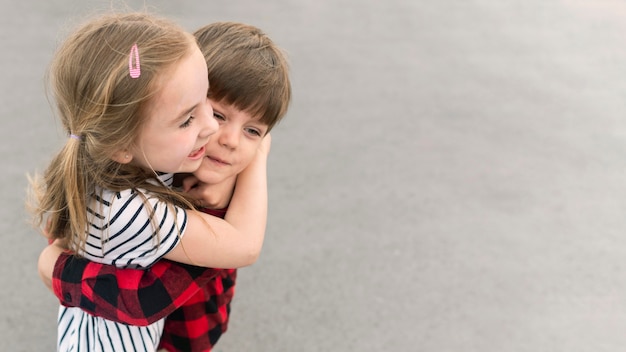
[57,173,187,352]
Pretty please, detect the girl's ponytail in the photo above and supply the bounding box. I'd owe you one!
[34,133,90,252]
[60,133,89,252]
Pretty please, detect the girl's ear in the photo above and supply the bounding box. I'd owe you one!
[111,150,133,164]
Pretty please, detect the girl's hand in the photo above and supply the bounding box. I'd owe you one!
[258,133,271,156]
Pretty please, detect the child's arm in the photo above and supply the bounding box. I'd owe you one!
[38,240,65,292]
[39,248,216,326]
[163,135,270,268]
[36,193,243,325]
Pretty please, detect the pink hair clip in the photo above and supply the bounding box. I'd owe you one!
[128,43,141,78]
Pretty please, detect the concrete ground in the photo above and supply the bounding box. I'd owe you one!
[4,0,626,351]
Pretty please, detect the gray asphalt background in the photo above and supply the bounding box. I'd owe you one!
[4,0,626,351]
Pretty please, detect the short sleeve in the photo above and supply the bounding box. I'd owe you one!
[84,189,187,269]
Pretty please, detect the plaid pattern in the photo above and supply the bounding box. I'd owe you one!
[52,207,238,351]
[158,269,236,352]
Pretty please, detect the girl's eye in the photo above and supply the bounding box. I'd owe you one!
[213,112,225,121]
[180,116,194,128]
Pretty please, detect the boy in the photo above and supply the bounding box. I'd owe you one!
[38,21,291,351]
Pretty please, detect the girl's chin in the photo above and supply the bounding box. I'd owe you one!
[178,160,204,173]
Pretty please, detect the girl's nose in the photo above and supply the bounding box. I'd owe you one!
[199,99,218,138]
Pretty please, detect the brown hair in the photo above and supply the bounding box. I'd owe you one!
[29,12,197,253]
[194,22,292,132]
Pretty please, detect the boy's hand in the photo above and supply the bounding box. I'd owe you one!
[38,239,67,292]
[181,175,209,207]
[42,218,55,240]
[182,175,232,209]
[181,175,201,193]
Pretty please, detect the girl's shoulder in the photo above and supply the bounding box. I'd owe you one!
[97,172,176,204]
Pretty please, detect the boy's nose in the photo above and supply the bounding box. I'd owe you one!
[218,125,240,149]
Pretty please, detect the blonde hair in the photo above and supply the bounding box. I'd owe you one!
[30,12,197,253]
[194,22,292,132]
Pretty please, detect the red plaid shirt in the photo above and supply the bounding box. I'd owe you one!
[52,208,237,352]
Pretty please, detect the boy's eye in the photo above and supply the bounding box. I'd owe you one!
[245,127,262,137]
[180,116,194,128]
[213,112,225,121]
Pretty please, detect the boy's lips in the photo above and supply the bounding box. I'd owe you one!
[188,146,206,160]
[206,154,230,166]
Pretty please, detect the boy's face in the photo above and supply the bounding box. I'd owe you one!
[194,98,268,184]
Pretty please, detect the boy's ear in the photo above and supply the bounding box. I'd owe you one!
[111,150,133,164]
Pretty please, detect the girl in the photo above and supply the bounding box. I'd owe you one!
[30,13,268,351]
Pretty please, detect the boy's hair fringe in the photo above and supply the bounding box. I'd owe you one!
[194,22,292,133]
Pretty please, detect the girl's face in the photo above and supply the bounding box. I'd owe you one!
[130,44,217,174]
[192,98,268,184]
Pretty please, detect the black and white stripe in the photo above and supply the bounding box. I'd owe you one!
[58,174,186,351]
[58,307,164,351]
